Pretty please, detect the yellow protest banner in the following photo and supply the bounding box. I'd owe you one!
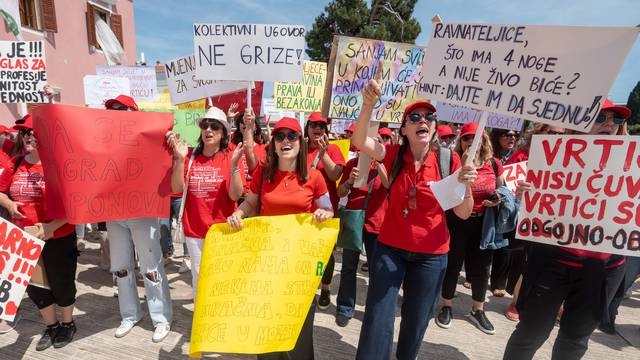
[189,214,339,358]
[138,90,205,111]
[274,61,327,112]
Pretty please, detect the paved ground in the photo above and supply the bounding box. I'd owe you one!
[0,236,639,359]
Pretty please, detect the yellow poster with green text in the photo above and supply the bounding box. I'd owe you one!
[189,214,339,358]
[274,61,327,112]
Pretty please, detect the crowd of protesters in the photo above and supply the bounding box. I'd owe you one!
[0,79,637,360]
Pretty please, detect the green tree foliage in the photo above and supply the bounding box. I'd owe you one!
[626,81,640,126]
[305,0,422,62]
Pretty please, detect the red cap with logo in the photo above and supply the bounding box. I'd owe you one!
[401,101,437,125]
[273,117,302,133]
[437,125,454,137]
[105,95,139,111]
[601,98,631,119]
[378,127,392,137]
[307,111,328,123]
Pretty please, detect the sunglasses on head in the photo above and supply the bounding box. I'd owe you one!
[407,112,437,124]
[274,132,299,142]
[199,120,223,131]
[595,113,625,125]
[308,121,326,129]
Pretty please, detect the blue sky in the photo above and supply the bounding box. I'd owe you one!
[134,0,640,103]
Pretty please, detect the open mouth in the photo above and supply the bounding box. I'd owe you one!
[204,133,214,140]
[416,128,429,136]
[281,145,293,152]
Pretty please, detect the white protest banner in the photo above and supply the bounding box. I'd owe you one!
[516,135,640,256]
[263,99,295,124]
[503,161,527,193]
[164,54,247,105]
[83,75,131,107]
[436,102,524,131]
[323,36,427,123]
[420,24,639,132]
[0,218,45,321]
[0,40,47,103]
[331,119,352,134]
[274,61,327,112]
[193,24,305,82]
[96,65,158,102]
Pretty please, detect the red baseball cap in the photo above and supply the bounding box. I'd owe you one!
[307,111,328,123]
[601,98,631,119]
[105,95,139,111]
[401,101,437,124]
[378,127,392,137]
[14,114,33,130]
[460,122,486,138]
[345,123,356,133]
[0,124,9,133]
[273,117,302,133]
[437,125,454,137]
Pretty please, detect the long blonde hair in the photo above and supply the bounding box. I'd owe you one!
[454,132,493,165]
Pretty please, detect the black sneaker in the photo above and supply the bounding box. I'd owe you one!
[599,322,616,335]
[317,289,331,310]
[53,321,76,348]
[467,309,495,335]
[36,323,59,351]
[435,306,452,329]
[335,314,350,327]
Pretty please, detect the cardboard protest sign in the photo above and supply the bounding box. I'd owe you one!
[274,61,326,112]
[330,119,352,134]
[436,102,524,131]
[165,54,247,105]
[0,218,45,321]
[322,36,428,123]
[517,136,640,256]
[420,23,639,132]
[503,161,527,193]
[0,40,47,103]
[262,99,295,124]
[190,214,338,357]
[83,75,131,108]
[32,105,173,224]
[96,65,158,102]
[193,24,305,82]
[210,81,263,118]
[142,107,205,147]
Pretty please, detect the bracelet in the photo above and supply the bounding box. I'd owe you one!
[344,182,354,189]
[231,167,240,174]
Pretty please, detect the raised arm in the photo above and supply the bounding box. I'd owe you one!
[352,71,387,162]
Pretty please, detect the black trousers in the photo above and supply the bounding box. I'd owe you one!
[442,214,493,302]
[257,305,315,360]
[490,248,511,291]
[27,232,79,309]
[321,252,335,286]
[503,245,607,360]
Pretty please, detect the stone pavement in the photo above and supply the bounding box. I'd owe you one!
[0,236,638,359]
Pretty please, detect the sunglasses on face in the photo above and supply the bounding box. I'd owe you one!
[501,132,519,139]
[546,130,564,135]
[19,128,33,137]
[381,135,392,141]
[407,112,437,124]
[274,132,299,142]
[199,120,223,131]
[595,113,625,125]
[308,122,326,129]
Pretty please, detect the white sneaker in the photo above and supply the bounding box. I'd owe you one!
[115,318,142,338]
[152,323,171,343]
[178,258,191,273]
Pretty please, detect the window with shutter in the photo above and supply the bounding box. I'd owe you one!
[86,2,97,48]
[39,0,57,33]
[110,14,123,47]
[19,0,39,30]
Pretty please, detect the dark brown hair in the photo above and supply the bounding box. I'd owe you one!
[265,131,308,183]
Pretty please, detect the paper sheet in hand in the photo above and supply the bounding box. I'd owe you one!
[431,169,466,210]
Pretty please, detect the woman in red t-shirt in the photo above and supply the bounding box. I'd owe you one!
[227,117,333,360]
[228,105,269,193]
[304,111,345,309]
[435,122,505,335]
[0,119,78,350]
[350,76,477,360]
[167,106,245,296]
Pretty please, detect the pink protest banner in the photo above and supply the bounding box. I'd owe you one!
[517,135,640,256]
[503,161,527,193]
[0,217,45,321]
[33,104,173,224]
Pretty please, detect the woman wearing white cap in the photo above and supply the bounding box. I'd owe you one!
[166,106,245,297]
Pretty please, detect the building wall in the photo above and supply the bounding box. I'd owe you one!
[0,0,137,125]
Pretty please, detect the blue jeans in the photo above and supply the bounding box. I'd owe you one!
[607,256,640,323]
[356,243,448,360]
[336,231,378,318]
[107,218,173,326]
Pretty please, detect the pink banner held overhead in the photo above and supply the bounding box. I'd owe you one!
[33,104,173,224]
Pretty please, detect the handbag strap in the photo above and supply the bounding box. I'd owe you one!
[311,151,321,169]
[177,151,195,224]
[362,170,378,211]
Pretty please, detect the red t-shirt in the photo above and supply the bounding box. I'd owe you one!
[378,144,461,254]
[249,165,328,216]
[182,148,244,238]
[339,158,388,234]
[0,157,74,238]
[504,148,529,165]
[471,158,504,214]
[1,139,15,155]
[230,142,268,194]
[307,144,346,212]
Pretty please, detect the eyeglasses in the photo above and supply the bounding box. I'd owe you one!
[199,120,223,131]
[308,122,326,129]
[595,113,625,125]
[407,112,437,124]
[461,135,474,142]
[501,132,519,139]
[274,132,299,142]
